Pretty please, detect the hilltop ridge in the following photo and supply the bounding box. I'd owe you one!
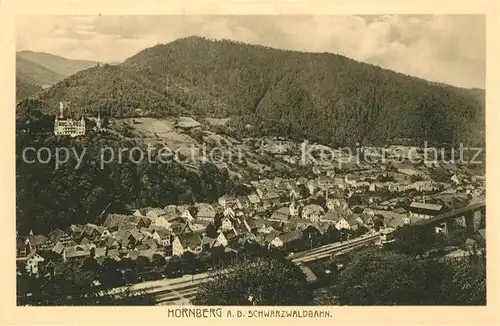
[18,36,485,146]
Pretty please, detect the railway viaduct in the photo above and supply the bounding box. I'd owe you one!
[413,201,485,235]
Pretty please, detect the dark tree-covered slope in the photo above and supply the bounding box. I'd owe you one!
[123,36,485,146]
[17,50,100,78]
[34,64,183,117]
[27,36,485,146]
[16,55,65,87]
[16,76,43,101]
[16,102,235,234]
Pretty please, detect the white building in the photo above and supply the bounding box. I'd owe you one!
[54,102,86,137]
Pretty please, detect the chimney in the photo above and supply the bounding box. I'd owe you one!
[59,102,64,118]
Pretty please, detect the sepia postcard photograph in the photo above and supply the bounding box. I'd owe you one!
[2,0,499,324]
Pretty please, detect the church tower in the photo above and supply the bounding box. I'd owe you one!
[289,197,298,217]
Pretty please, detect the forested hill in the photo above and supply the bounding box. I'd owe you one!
[16,56,65,88]
[24,36,485,146]
[16,76,43,101]
[17,51,100,78]
[34,64,184,117]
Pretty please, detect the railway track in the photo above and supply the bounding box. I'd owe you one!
[293,235,380,263]
[108,232,382,304]
[289,233,380,263]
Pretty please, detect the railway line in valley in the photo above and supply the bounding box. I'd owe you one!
[107,232,382,305]
[288,232,381,264]
[127,202,484,305]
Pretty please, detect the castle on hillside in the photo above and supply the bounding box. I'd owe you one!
[54,102,86,137]
[54,102,104,137]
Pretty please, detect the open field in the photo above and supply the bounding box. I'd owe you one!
[109,117,297,179]
[204,117,230,126]
[112,117,196,150]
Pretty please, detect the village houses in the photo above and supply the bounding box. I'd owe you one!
[23,251,45,276]
[172,234,203,256]
[270,230,303,249]
[195,203,217,223]
[18,153,484,282]
[301,204,325,222]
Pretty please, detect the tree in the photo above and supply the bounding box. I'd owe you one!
[81,257,100,273]
[15,120,235,235]
[198,251,213,270]
[102,116,110,128]
[193,256,313,305]
[438,255,486,305]
[151,253,166,270]
[373,215,385,231]
[323,226,341,244]
[446,227,468,247]
[335,248,430,305]
[135,255,151,273]
[214,212,224,229]
[410,174,424,183]
[34,266,98,305]
[232,183,252,196]
[335,247,487,305]
[393,225,436,256]
[347,195,363,208]
[164,255,182,276]
[123,269,138,284]
[265,246,287,261]
[434,232,447,250]
[243,241,265,258]
[180,251,199,274]
[119,257,136,271]
[99,258,123,288]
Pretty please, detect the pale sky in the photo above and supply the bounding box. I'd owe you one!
[16,15,485,89]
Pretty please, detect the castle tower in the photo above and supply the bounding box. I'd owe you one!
[54,101,86,137]
[24,236,31,255]
[59,102,65,118]
[290,196,298,217]
[80,116,86,135]
[96,111,102,129]
[54,115,59,135]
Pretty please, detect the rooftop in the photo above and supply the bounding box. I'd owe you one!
[278,230,303,243]
[409,202,443,211]
[177,233,202,249]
